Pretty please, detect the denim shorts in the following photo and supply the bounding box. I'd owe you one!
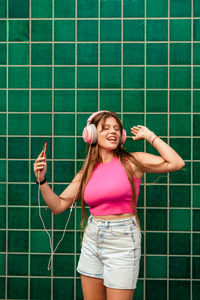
[77,214,141,289]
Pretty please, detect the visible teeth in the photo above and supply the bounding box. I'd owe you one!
[107,137,117,141]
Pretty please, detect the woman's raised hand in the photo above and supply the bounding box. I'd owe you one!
[34,150,47,182]
[131,125,154,141]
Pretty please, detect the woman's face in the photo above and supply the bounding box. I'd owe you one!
[96,116,121,151]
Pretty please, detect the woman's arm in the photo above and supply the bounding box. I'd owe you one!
[131,125,185,173]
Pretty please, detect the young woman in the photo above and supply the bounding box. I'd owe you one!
[34,111,185,300]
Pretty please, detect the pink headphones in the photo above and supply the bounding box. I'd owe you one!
[82,111,127,145]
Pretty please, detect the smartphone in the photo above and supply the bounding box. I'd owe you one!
[43,142,48,157]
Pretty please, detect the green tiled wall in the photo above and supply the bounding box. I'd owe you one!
[0,0,200,299]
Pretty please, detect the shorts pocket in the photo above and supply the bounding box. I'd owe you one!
[110,224,135,237]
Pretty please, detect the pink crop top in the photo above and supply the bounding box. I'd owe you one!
[84,156,142,216]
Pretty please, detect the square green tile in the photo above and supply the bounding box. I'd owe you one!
[77,20,98,42]
[31,67,52,88]
[123,67,144,88]
[169,257,190,278]
[31,43,52,65]
[146,256,167,278]
[0,207,6,228]
[193,138,200,160]
[8,183,29,205]
[123,91,144,112]
[100,43,121,65]
[0,67,6,88]
[170,114,191,136]
[8,67,29,88]
[31,114,52,135]
[30,278,51,300]
[0,0,7,18]
[169,161,190,184]
[0,20,6,41]
[100,90,121,112]
[31,207,52,229]
[169,138,191,161]
[77,67,98,88]
[77,90,98,112]
[193,19,200,41]
[8,90,29,112]
[146,185,167,207]
[77,138,88,159]
[193,43,200,65]
[9,0,29,18]
[8,161,29,182]
[54,137,75,159]
[54,161,75,182]
[54,90,75,112]
[31,231,52,253]
[53,208,74,230]
[54,43,75,65]
[146,67,168,89]
[8,43,29,65]
[170,91,191,112]
[146,20,168,41]
[31,20,52,41]
[123,43,144,65]
[100,67,121,88]
[0,183,7,205]
[169,281,190,300]
[169,233,190,255]
[31,0,52,18]
[170,43,191,65]
[193,162,200,184]
[8,207,29,228]
[31,90,52,112]
[8,113,29,135]
[100,20,121,41]
[123,0,144,17]
[53,255,74,276]
[54,67,75,88]
[123,20,144,41]
[0,137,6,159]
[170,0,191,17]
[146,280,167,300]
[146,232,167,254]
[77,0,98,18]
[54,20,75,41]
[193,281,200,300]
[170,67,191,89]
[193,67,200,88]
[146,90,168,112]
[146,43,168,65]
[54,113,75,135]
[0,90,6,111]
[170,19,191,41]
[100,0,121,17]
[54,0,75,18]
[147,0,168,17]
[9,20,29,41]
[193,233,200,254]
[0,44,6,65]
[7,277,28,299]
[146,209,167,231]
[8,230,28,252]
[169,209,191,231]
[193,114,200,136]
[8,137,29,158]
[53,231,74,253]
[194,0,200,17]
[123,113,144,134]
[53,279,74,300]
[147,113,168,136]
[30,255,51,276]
[78,43,98,65]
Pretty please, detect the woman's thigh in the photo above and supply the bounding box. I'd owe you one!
[106,287,134,300]
[81,274,106,300]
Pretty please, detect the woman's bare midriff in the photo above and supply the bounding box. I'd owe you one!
[92,212,135,220]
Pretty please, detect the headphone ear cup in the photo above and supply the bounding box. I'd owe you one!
[120,129,127,145]
[82,124,97,144]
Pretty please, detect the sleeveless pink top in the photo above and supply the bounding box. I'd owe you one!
[84,156,142,216]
